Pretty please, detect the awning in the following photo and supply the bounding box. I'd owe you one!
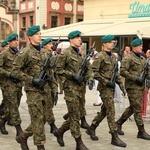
[41,18,150,39]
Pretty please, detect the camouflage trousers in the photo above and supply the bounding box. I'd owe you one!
[120,89,144,126]
[0,86,22,125]
[92,88,117,133]
[45,89,55,124]
[62,86,84,139]
[25,90,53,146]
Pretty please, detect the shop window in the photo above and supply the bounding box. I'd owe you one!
[51,16,58,28]
[65,17,71,25]
[22,17,26,28]
[78,18,83,22]
[30,16,33,26]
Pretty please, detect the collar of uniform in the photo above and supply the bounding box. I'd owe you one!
[132,51,142,58]
[71,46,79,54]
[9,47,18,54]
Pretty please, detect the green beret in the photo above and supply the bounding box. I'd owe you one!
[26,25,40,36]
[1,40,8,47]
[131,38,143,47]
[41,38,53,47]
[101,34,115,43]
[7,33,18,42]
[68,30,81,39]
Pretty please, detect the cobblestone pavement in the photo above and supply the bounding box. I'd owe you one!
[0,87,150,150]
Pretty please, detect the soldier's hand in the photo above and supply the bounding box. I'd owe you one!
[10,74,20,83]
[72,73,83,84]
[88,80,94,90]
[135,76,143,86]
[106,81,115,88]
[32,78,46,89]
[53,92,58,105]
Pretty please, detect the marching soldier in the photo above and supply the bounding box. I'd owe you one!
[54,30,93,150]
[116,38,150,140]
[0,34,24,137]
[41,38,58,134]
[12,26,58,150]
[86,35,126,147]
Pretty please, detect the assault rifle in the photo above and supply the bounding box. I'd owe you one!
[77,42,95,77]
[138,58,150,82]
[110,48,123,85]
[39,36,60,80]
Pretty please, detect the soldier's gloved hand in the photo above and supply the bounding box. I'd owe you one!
[10,74,20,83]
[72,73,83,83]
[106,81,115,88]
[88,80,94,90]
[32,78,46,89]
[120,86,126,96]
[135,76,143,86]
[53,92,58,105]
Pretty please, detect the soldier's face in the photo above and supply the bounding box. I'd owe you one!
[133,44,143,53]
[9,39,18,49]
[70,37,81,47]
[103,40,115,51]
[29,31,41,45]
[44,42,53,51]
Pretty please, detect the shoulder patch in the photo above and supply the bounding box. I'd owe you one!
[95,56,99,59]
[60,51,64,55]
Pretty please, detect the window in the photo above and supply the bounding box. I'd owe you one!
[78,18,83,22]
[22,17,26,28]
[30,16,33,26]
[65,17,71,25]
[51,16,58,28]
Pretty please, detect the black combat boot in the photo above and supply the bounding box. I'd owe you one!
[137,124,150,140]
[7,119,14,126]
[16,132,29,150]
[75,136,89,150]
[86,124,98,140]
[50,121,58,134]
[80,116,90,129]
[111,131,127,147]
[53,127,68,146]
[37,145,45,150]
[115,116,127,135]
[63,113,69,120]
[0,118,8,134]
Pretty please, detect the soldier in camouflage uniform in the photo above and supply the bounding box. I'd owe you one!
[53,30,93,150]
[86,35,126,147]
[12,26,58,150]
[0,34,24,137]
[63,42,91,130]
[0,40,9,116]
[41,38,58,134]
[116,38,150,140]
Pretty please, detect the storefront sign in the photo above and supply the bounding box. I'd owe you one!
[128,1,150,18]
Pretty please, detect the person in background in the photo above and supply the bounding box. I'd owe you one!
[90,51,102,106]
[123,45,131,56]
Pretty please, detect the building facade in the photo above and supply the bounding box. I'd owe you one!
[0,0,19,42]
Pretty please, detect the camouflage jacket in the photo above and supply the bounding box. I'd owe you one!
[55,46,94,89]
[92,50,123,90]
[120,51,147,90]
[12,44,58,92]
[0,47,23,88]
